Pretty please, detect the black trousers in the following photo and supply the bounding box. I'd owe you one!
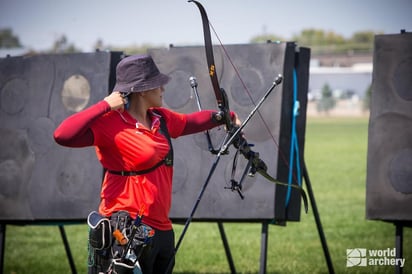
[140,229,175,274]
[88,228,175,274]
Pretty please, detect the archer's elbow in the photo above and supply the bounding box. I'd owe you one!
[53,128,93,148]
[53,129,72,147]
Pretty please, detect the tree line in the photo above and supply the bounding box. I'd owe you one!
[0,28,378,55]
[251,29,378,55]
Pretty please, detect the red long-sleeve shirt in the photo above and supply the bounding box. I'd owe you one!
[54,100,226,230]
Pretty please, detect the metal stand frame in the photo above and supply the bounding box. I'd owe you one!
[59,225,77,274]
[395,222,403,274]
[218,222,236,274]
[259,222,269,274]
[303,161,335,274]
[394,221,412,274]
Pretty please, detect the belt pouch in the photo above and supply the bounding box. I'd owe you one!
[87,211,112,250]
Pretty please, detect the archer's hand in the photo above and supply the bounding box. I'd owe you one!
[104,91,127,111]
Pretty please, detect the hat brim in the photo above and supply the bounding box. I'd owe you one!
[113,73,170,93]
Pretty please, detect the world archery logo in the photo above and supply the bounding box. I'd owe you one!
[346,248,405,268]
[347,248,367,267]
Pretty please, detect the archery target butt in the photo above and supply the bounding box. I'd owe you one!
[0,51,122,222]
[366,33,412,221]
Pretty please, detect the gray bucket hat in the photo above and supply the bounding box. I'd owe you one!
[113,54,170,93]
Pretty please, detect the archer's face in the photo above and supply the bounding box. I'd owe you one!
[142,87,164,108]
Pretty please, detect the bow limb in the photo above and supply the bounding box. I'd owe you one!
[189,0,232,132]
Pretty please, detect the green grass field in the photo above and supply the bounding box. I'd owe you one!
[3,117,411,273]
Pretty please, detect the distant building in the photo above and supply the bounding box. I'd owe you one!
[309,52,373,100]
[309,63,372,100]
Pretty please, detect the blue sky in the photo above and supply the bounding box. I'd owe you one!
[0,0,411,51]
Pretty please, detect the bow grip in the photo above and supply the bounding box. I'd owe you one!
[217,87,232,131]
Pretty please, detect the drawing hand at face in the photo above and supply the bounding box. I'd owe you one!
[104,91,128,111]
